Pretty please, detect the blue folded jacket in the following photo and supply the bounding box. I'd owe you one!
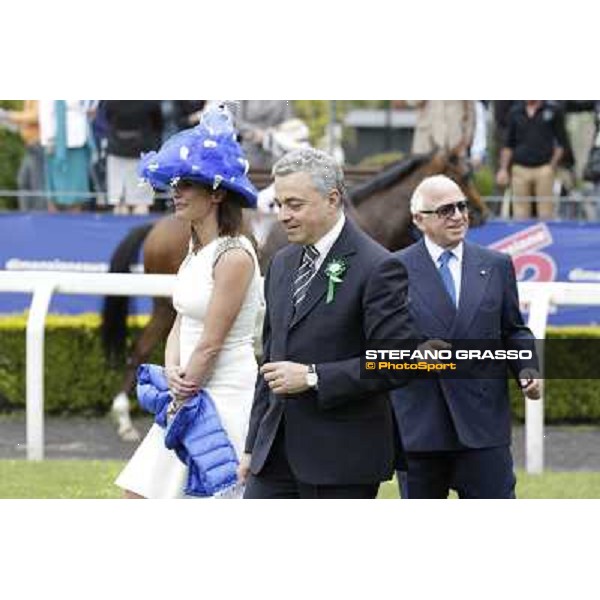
[136,364,239,497]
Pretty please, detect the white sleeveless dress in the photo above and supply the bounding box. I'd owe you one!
[115,235,262,499]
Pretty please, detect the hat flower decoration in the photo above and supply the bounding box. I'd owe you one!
[138,104,258,208]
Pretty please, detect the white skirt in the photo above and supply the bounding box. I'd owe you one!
[115,424,189,499]
[115,423,245,499]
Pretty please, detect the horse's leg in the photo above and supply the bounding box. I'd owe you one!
[111,298,176,441]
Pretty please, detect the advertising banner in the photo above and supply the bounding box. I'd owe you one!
[0,213,156,315]
[2,214,600,324]
[467,220,600,325]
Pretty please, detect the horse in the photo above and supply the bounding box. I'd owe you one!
[102,150,487,440]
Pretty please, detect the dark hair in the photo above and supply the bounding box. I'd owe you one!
[217,190,244,236]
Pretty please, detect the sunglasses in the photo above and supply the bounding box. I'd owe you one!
[419,200,468,219]
[170,179,198,193]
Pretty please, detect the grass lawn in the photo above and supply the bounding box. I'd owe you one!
[1,460,600,498]
[0,460,124,499]
[378,471,600,499]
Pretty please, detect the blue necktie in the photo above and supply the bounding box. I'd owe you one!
[438,250,457,307]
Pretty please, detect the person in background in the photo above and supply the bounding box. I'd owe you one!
[582,101,600,220]
[410,100,476,157]
[554,101,597,218]
[103,100,163,215]
[470,101,488,169]
[235,100,295,169]
[39,100,91,212]
[491,101,516,172]
[3,100,47,210]
[496,100,568,220]
[172,101,206,131]
[87,101,109,205]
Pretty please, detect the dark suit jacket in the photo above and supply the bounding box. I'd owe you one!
[245,217,415,485]
[391,239,537,452]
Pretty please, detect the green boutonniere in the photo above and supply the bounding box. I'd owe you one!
[324,258,348,303]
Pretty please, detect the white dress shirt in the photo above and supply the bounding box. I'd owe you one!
[312,212,346,272]
[424,236,463,306]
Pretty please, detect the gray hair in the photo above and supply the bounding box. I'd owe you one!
[272,148,346,203]
[410,174,461,215]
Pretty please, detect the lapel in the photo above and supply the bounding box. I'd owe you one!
[289,218,358,330]
[452,242,493,337]
[410,240,457,332]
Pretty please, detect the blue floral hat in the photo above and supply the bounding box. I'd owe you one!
[138,105,258,208]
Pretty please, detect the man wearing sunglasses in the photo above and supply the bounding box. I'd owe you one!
[390,174,540,499]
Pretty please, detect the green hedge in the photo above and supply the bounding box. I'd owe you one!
[509,327,600,422]
[0,314,163,415]
[0,101,25,211]
[0,316,599,422]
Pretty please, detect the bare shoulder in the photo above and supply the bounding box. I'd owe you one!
[213,238,255,279]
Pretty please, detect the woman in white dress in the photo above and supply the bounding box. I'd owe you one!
[115,106,261,499]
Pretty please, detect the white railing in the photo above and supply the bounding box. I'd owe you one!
[0,271,176,460]
[1,272,600,470]
[517,282,600,473]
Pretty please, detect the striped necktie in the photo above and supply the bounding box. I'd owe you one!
[438,249,457,307]
[293,245,319,307]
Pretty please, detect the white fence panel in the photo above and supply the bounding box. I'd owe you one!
[1,272,600,468]
[0,271,175,460]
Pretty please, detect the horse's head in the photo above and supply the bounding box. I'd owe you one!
[429,150,489,227]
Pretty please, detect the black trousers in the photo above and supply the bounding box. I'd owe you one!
[244,423,379,499]
[397,446,516,499]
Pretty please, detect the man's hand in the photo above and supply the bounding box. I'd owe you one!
[237,452,251,484]
[519,368,542,400]
[261,361,310,395]
[496,168,510,188]
[417,339,452,365]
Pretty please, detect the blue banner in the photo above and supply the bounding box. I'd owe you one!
[467,220,600,325]
[0,213,157,315]
[1,214,600,325]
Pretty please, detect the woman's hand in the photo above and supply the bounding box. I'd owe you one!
[237,453,251,484]
[165,366,200,399]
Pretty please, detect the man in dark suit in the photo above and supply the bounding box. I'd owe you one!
[391,174,541,499]
[239,148,415,499]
